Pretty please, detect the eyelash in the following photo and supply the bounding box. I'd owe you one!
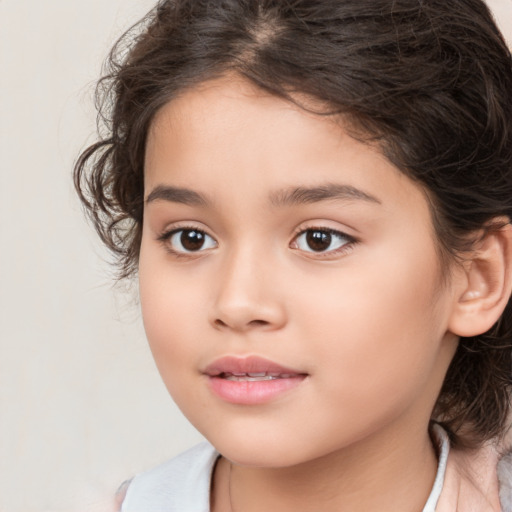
[290,226,357,259]
[157,225,217,258]
[157,225,357,259]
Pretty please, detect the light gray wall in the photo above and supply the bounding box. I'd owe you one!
[1,1,511,511]
[0,2,203,511]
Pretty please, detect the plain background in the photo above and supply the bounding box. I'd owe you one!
[1,1,511,511]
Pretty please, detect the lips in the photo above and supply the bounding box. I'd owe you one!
[204,355,305,378]
[204,356,307,405]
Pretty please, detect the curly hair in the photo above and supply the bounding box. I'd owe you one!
[74,0,512,448]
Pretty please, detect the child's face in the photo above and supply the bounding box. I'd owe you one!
[139,76,459,467]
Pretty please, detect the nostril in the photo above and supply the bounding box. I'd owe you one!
[213,318,270,329]
[248,319,269,327]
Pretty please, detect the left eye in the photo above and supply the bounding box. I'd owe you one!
[167,229,217,253]
[293,229,351,253]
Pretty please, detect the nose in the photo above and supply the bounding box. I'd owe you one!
[209,247,287,333]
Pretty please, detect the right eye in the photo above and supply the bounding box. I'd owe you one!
[162,228,217,254]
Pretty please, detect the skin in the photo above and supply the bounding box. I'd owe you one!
[139,75,463,511]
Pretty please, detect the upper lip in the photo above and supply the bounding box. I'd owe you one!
[203,355,306,377]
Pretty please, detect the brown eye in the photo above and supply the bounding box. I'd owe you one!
[168,229,217,253]
[294,228,352,254]
[181,230,206,251]
[306,230,332,252]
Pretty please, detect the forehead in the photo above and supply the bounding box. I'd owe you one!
[144,75,429,218]
[146,75,346,174]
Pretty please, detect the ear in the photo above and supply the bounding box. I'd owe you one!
[448,220,512,338]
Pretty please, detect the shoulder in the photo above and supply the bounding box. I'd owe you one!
[119,442,219,512]
[499,451,512,512]
[436,439,512,512]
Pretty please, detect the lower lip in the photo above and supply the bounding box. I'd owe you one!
[207,375,306,405]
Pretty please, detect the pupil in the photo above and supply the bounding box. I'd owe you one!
[181,230,205,251]
[306,230,331,252]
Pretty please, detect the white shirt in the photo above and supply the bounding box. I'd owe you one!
[121,425,451,512]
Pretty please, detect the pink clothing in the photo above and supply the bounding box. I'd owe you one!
[425,424,511,511]
[117,426,512,511]
[437,440,511,511]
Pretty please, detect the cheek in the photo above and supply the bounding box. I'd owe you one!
[139,276,213,420]
[293,244,446,409]
[138,247,205,385]
[140,283,199,347]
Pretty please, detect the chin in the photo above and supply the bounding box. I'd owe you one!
[202,426,334,468]
[218,444,305,468]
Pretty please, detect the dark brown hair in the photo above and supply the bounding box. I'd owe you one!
[74,0,512,448]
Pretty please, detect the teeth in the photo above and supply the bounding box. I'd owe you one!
[222,372,291,382]
[226,375,277,381]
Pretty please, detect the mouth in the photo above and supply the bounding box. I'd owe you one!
[204,356,308,405]
[219,372,299,381]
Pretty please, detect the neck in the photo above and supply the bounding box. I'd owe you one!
[213,420,438,512]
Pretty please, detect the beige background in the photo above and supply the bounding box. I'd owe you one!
[1,1,511,511]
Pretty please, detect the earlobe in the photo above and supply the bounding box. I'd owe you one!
[448,220,512,338]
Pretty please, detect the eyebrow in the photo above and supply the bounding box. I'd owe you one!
[146,185,210,206]
[269,183,381,207]
[145,182,381,208]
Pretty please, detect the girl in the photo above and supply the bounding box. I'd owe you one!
[75,0,512,510]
